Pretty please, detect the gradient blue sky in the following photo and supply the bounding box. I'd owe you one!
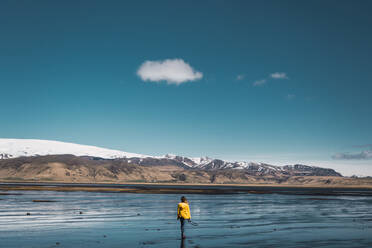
[1,0,372,175]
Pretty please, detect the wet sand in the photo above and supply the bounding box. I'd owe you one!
[1,190,371,248]
[1,182,372,196]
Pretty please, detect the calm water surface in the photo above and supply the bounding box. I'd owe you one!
[0,190,371,248]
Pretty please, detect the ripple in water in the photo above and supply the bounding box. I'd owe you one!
[0,190,372,248]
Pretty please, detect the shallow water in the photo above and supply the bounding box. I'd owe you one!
[0,190,372,248]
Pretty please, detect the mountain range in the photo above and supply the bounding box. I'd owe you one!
[1,138,370,186]
[0,138,340,174]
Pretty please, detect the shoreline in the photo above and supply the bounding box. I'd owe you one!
[1,181,372,196]
[0,179,372,189]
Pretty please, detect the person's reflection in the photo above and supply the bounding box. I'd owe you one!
[180,237,186,248]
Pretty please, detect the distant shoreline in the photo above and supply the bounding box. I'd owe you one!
[1,181,372,196]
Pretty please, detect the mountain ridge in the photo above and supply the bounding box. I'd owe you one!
[0,138,342,177]
[0,154,349,186]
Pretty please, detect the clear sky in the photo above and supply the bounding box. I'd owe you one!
[1,0,372,176]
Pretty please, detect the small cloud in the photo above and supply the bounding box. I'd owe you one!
[252,72,289,87]
[253,79,266,86]
[236,74,245,80]
[137,58,203,85]
[353,144,372,149]
[270,72,288,79]
[332,148,372,160]
[286,94,295,100]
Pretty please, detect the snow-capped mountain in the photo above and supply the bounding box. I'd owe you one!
[0,138,342,177]
[0,138,149,159]
[163,154,279,171]
[0,139,248,169]
[163,154,213,168]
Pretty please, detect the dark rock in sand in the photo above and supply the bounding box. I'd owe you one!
[26,212,31,216]
[142,241,156,245]
[56,242,60,245]
[79,211,83,214]
[32,200,56,202]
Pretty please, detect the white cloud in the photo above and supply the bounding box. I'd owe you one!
[253,79,266,86]
[252,72,288,87]
[270,72,288,79]
[332,150,372,160]
[236,74,245,80]
[137,59,203,85]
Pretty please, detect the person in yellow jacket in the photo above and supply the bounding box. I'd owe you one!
[177,196,191,239]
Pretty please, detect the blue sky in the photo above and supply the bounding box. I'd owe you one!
[1,0,372,175]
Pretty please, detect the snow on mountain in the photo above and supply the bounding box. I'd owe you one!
[0,138,149,159]
[0,138,268,170]
[161,154,282,172]
[189,156,214,166]
[0,138,341,177]
[0,138,290,169]
[163,154,213,168]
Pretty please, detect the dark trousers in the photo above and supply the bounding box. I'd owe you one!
[180,217,185,236]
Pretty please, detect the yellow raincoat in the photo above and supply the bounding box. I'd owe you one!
[177,202,191,219]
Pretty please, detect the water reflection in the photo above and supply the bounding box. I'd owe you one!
[180,238,185,248]
[0,190,371,248]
